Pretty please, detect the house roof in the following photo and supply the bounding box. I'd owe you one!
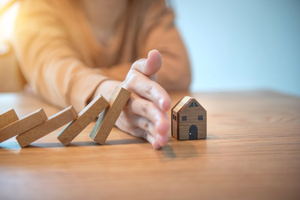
[172,96,205,113]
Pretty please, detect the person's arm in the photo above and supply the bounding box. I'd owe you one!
[91,1,190,149]
[94,0,191,91]
[90,1,191,149]
[93,50,171,150]
[137,0,191,91]
[13,0,109,112]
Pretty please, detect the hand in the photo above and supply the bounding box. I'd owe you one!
[93,50,171,149]
[118,50,171,149]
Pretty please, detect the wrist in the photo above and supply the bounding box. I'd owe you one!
[92,80,121,101]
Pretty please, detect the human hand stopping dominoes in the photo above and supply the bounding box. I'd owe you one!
[92,50,171,149]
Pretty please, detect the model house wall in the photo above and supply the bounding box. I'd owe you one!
[171,96,207,140]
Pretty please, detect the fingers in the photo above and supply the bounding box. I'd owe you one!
[117,112,169,148]
[131,50,162,77]
[128,95,170,136]
[117,49,172,149]
[129,95,170,147]
[115,116,161,149]
[125,72,171,111]
[125,49,170,111]
[133,128,162,150]
[134,116,155,136]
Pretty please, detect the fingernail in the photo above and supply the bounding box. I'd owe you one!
[159,98,164,110]
[156,134,169,147]
[153,141,161,150]
[147,50,152,59]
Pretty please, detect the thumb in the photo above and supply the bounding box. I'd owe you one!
[131,49,162,77]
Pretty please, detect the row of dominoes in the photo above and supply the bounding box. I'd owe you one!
[0,86,131,148]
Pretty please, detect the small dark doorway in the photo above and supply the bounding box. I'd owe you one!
[189,125,198,140]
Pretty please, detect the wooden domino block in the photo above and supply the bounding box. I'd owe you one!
[57,94,109,146]
[90,86,131,144]
[0,108,47,143]
[16,106,77,148]
[0,109,19,129]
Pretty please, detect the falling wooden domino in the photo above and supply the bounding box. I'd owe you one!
[16,106,77,148]
[90,86,131,144]
[0,108,47,143]
[57,94,109,146]
[0,109,19,129]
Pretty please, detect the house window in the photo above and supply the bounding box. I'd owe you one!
[182,116,187,121]
[173,115,176,121]
[189,102,194,107]
[198,115,203,120]
[194,102,199,107]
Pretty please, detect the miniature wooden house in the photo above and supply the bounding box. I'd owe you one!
[171,96,207,140]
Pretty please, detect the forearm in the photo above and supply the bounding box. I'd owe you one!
[91,79,121,103]
[157,46,191,91]
[137,0,191,91]
[100,63,132,82]
[13,0,109,112]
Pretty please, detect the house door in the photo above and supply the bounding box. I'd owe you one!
[189,125,198,140]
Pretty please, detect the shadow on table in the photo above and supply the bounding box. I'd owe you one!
[159,141,207,160]
[67,138,147,147]
[27,138,147,148]
[158,135,212,160]
[0,138,148,150]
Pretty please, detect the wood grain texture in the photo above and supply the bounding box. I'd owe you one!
[0,109,18,129]
[179,101,206,140]
[0,91,300,200]
[57,94,109,146]
[171,96,189,139]
[0,108,47,143]
[90,86,131,144]
[172,97,207,140]
[16,106,77,148]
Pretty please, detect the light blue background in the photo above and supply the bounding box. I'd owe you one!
[172,0,300,96]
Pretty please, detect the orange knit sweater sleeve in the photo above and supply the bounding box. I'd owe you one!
[13,1,109,112]
[13,0,191,112]
[137,0,191,90]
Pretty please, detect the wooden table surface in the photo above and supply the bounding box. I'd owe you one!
[0,90,299,200]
